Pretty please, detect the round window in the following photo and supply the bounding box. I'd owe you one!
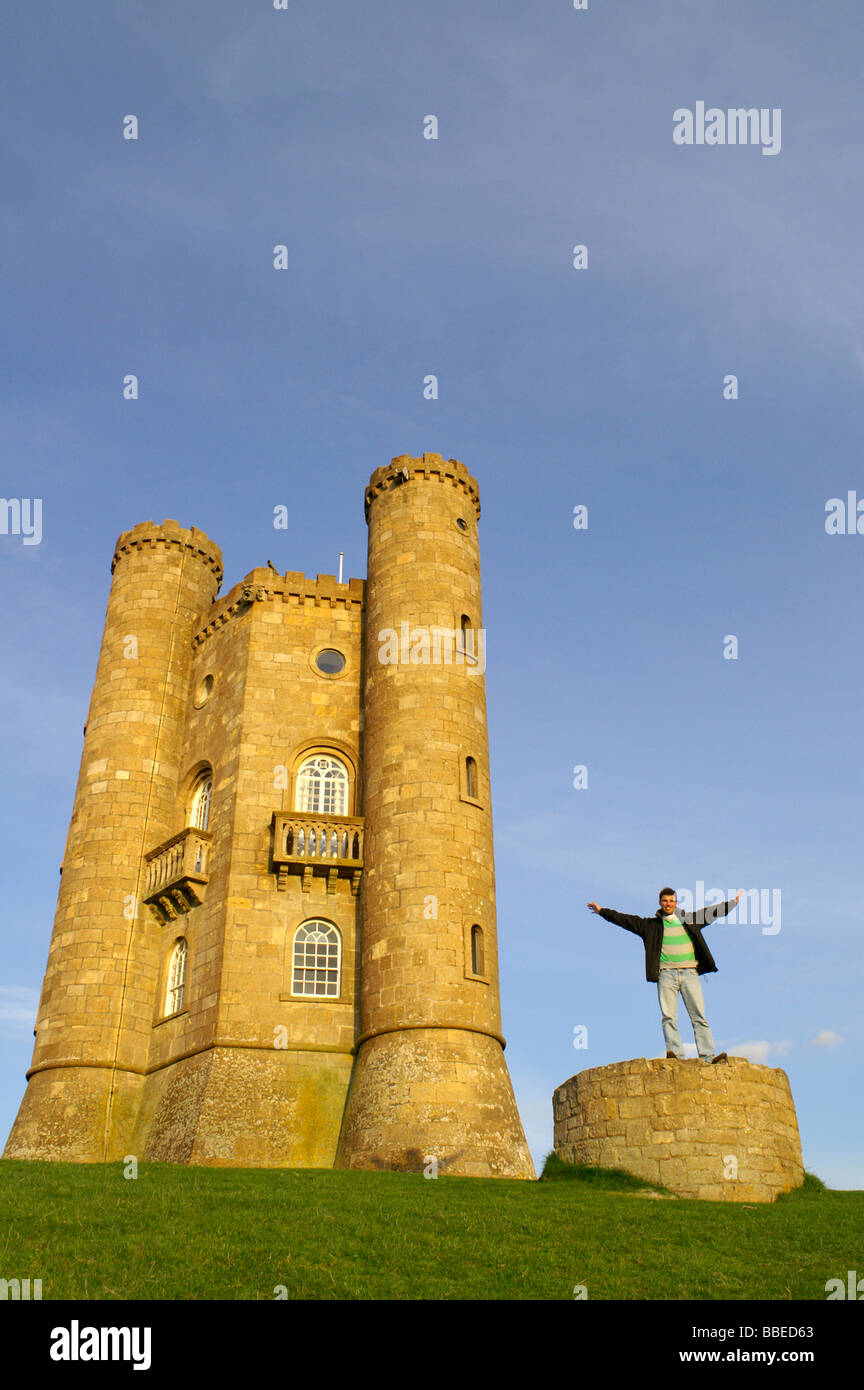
[315,649,346,675]
[194,674,214,708]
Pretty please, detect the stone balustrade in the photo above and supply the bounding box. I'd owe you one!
[272,812,364,895]
[143,826,212,923]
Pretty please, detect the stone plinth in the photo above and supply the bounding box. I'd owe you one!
[553,1057,804,1202]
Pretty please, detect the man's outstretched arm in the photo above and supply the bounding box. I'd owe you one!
[689,890,743,927]
[587,902,648,937]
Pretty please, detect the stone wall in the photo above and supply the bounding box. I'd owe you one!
[554,1057,804,1202]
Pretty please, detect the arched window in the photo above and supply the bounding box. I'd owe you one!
[465,756,478,799]
[189,771,213,831]
[291,921,342,998]
[471,925,485,976]
[295,755,349,816]
[165,938,188,1015]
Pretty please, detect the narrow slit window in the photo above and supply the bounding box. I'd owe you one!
[471,925,484,976]
[460,614,477,663]
[465,756,478,799]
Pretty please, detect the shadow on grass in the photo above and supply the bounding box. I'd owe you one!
[542,1155,829,1201]
[539,1150,670,1194]
[775,1171,827,1200]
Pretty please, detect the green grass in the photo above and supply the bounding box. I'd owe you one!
[0,1156,860,1300]
[539,1149,672,1191]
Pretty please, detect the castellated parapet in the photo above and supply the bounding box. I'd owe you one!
[554,1058,804,1202]
[4,457,534,1178]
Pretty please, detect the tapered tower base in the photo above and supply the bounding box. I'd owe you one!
[131,1046,354,1168]
[3,1066,143,1164]
[335,1029,536,1179]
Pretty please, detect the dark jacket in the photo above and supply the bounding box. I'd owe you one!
[597,901,737,983]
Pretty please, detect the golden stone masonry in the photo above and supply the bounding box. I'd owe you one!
[3,454,535,1179]
[555,1058,804,1202]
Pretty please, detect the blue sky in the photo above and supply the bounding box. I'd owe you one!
[1,1,862,1188]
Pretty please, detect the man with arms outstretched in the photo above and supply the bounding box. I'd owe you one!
[586,887,742,1062]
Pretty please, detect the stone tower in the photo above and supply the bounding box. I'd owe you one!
[5,522,222,1162]
[336,456,534,1177]
[4,454,534,1179]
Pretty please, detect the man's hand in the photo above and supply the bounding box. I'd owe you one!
[587,902,601,914]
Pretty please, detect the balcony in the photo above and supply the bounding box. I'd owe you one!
[143,827,212,923]
[272,812,364,895]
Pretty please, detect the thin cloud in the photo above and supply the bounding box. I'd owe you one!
[0,986,38,1033]
[728,1040,792,1065]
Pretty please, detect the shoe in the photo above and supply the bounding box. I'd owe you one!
[665,1051,681,1059]
[711,1052,728,1064]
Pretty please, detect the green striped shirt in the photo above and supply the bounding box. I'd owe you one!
[660,915,697,968]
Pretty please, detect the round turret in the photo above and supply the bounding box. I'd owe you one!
[336,454,534,1179]
[4,521,221,1162]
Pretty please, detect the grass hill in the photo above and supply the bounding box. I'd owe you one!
[0,1156,860,1300]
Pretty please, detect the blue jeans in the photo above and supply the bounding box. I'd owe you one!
[657,968,715,1059]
